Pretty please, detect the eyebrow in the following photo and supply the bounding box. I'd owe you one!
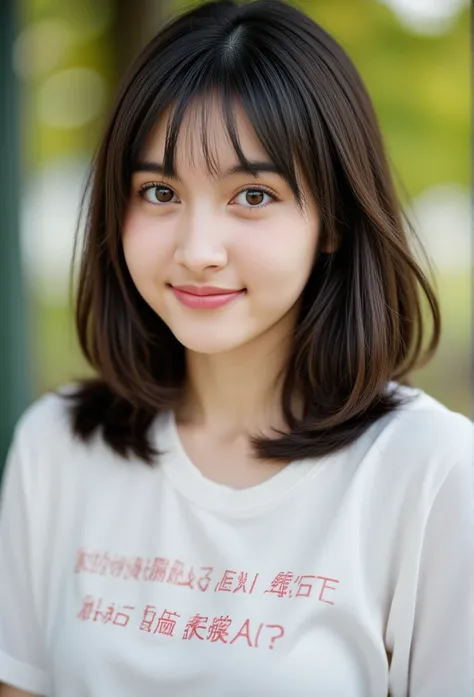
[131,160,284,180]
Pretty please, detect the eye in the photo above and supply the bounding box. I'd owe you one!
[138,183,179,205]
[233,187,277,209]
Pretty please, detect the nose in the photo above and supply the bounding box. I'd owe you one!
[173,210,228,273]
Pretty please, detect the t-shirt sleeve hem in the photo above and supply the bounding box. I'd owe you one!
[0,650,49,695]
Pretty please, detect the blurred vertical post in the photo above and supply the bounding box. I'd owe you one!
[0,0,30,477]
[113,0,174,78]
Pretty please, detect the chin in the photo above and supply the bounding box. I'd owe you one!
[169,327,253,356]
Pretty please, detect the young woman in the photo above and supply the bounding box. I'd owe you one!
[0,1,472,695]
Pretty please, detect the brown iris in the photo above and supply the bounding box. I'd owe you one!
[245,190,264,206]
[154,187,174,203]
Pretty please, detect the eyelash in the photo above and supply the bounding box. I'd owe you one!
[137,181,279,209]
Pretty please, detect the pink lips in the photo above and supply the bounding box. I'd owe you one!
[170,285,246,309]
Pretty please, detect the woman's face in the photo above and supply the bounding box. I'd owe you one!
[123,100,321,355]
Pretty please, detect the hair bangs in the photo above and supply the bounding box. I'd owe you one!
[131,40,310,209]
[158,87,304,213]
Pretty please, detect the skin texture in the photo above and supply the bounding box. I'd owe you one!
[123,99,322,440]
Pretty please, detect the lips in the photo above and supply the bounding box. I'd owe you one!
[172,285,243,296]
[169,284,246,310]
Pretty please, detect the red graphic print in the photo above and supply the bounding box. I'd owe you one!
[182,614,209,640]
[207,615,232,643]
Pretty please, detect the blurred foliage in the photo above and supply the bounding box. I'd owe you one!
[301,0,470,198]
[20,0,115,170]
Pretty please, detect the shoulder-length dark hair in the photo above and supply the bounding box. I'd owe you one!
[67,0,440,464]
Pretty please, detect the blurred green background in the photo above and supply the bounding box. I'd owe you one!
[6,0,472,441]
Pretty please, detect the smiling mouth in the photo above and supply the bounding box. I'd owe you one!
[169,285,246,309]
[170,284,244,296]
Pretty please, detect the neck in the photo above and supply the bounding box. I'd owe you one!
[178,313,296,438]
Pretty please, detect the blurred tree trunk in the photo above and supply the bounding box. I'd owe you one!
[112,0,175,80]
[0,0,31,477]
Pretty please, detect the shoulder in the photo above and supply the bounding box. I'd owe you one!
[10,383,144,482]
[4,384,130,517]
[1,387,85,546]
[380,383,473,459]
[363,383,473,498]
[13,383,79,452]
[8,383,103,491]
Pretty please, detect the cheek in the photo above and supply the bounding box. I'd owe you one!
[122,214,172,280]
[239,222,317,293]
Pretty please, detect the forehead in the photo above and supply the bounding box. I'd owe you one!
[141,97,269,175]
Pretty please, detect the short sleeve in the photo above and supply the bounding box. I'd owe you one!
[388,418,474,697]
[0,426,50,695]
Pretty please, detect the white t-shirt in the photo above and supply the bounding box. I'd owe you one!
[0,383,472,696]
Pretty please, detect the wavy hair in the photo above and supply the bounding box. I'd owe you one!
[67,0,440,463]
